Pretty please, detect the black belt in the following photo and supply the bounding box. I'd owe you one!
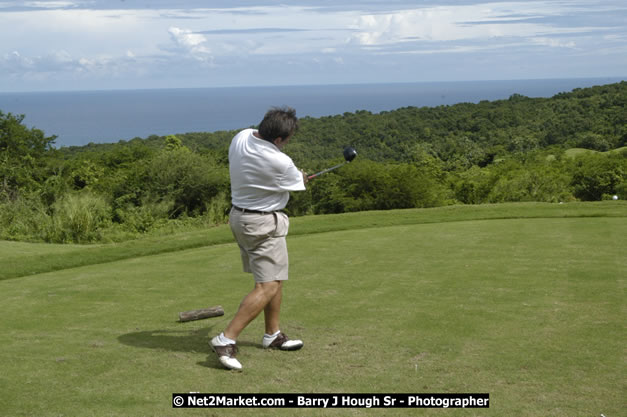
[232,205,278,215]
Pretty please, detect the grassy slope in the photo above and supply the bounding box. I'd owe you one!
[1,201,625,281]
[0,202,625,417]
[564,146,627,158]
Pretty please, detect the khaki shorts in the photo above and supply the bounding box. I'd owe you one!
[229,208,290,283]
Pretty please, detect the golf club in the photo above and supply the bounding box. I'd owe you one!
[308,147,357,180]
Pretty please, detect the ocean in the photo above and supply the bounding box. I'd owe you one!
[0,77,623,148]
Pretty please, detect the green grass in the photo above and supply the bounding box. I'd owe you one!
[563,146,627,158]
[0,202,625,416]
[1,201,625,281]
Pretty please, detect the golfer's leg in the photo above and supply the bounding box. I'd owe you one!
[224,281,281,340]
[263,281,282,335]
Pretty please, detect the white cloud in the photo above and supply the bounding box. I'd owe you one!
[167,26,212,61]
[348,2,606,47]
[24,1,77,7]
[1,51,34,70]
[1,50,75,73]
[0,1,624,90]
[168,27,208,50]
[0,47,144,82]
[0,1,78,8]
[375,44,492,55]
[532,37,576,48]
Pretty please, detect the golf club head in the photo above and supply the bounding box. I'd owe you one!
[343,147,357,162]
[308,147,358,180]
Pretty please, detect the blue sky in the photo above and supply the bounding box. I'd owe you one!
[1,0,625,92]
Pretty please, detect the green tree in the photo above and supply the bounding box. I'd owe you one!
[0,112,57,199]
[574,132,611,152]
[452,166,494,204]
[570,152,626,200]
[308,160,447,213]
[145,149,229,217]
[164,134,185,151]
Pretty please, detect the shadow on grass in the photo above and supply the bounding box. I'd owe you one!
[117,326,261,370]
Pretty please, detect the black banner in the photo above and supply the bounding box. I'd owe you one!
[172,393,489,408]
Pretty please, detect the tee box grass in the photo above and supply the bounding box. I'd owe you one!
[0,202,625,416]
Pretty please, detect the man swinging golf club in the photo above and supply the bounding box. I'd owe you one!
[211,107,307,370]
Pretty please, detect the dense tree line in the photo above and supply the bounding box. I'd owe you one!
[1,82,625,243]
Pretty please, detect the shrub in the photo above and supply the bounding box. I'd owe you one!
[114,198,174,234]
[0,194,52,241]
[49,192,112,243]
[570,153,626,200]
[308,160,448,214]
[145,149,229,217]
[488,163,573,203]
[203,192,231,225]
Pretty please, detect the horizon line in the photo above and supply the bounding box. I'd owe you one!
[1,76,625,95]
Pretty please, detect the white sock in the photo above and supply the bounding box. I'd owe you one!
[218,332,236,345]
[263,330,281,341]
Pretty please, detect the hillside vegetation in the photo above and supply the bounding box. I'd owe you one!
[1,81,625,243]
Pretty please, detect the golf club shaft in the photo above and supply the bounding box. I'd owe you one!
[307,162,347,179]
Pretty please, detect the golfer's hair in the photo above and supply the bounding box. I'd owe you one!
[258,106,299,142]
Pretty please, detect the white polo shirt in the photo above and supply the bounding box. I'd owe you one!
[229,128,305,212]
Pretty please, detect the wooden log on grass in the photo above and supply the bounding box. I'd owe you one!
[178,306,224,322]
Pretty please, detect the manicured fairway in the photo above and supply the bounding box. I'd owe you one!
[0,204,625,416]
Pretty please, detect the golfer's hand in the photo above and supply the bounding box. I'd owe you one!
[301,170,309,184]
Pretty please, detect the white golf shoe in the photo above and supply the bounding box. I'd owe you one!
[210,336,242,370]
[262,332,304,351]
